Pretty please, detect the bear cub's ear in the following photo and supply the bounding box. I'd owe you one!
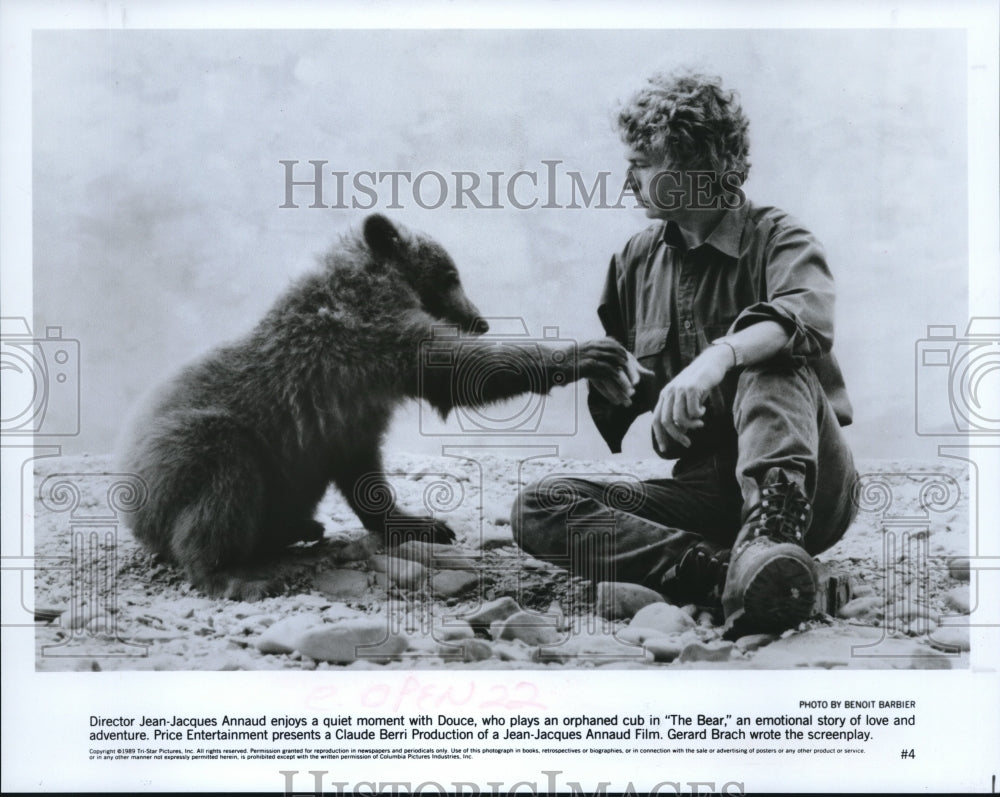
[363,214,403,261]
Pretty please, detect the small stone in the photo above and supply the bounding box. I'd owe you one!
[430,570,479,598]
[890,599,935,623]
[479,526,515,550]
[256,614,324,655]
[392,540,479,570]
[696,610,716,627]
[293,594,333,610]
[321,604,366,623]
[67,607,95,631]
[902,618,937,636]
[439,638,493,662]
[559,631,643,659]
[332,535,379,562]
[628,603,696,635]
[313,569,372,600]
[944,586,971,614]
[948,557,971,582]
[405,634,439,654]
[851,583,875,598]
[677,640,735,663]
[496,611,561,646]
[297,619,408,664]
[735,633,777,653]
[929,625,970,652]
[84,614,118,638]
[616,626,657,645]
[437,621,475,642]
[644,636,685,663]
[492,640,532,662]
[369,555,426,590]
[595,582,665,620]
[837,596,884,620]
[463,596,522,630]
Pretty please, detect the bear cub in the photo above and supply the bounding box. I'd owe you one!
[117,214,628,600]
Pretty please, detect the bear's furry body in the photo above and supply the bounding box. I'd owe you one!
[118,215,627,599]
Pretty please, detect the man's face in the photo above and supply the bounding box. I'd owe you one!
[625,146,709,219]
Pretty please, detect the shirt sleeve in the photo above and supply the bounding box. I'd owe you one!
[727,216,836,360]
[587,253,643,453]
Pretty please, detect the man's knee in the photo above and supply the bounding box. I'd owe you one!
[509,482,541,549]
[510,476,602,555]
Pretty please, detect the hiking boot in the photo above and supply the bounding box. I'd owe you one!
[721,476,817,634]
[660,541,731,607]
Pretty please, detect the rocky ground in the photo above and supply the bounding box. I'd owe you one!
[32,453,972,671]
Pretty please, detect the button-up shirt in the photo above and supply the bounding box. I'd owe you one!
[588,200,853,458]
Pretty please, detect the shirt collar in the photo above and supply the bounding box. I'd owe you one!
[660,201,750,259]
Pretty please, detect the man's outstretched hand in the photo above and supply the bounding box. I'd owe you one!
[589,350,654,407]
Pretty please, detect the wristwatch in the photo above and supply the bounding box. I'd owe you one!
[711,336,745,368]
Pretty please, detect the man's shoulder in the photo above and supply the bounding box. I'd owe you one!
[616,221,666,264]
[743,201,817,239]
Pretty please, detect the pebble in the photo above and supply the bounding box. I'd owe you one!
[67,606,95,631]
[296,619,408,664]
[292,593,334,610]
[889,599,935,623]
[368,555,426,590]
[483,499,512,526]
[595,582,665,620]
[495,611,561,646]
[628,603,695,635]
[735,633,777,653]
[644,636,685,663]
[677,640,734,663]
[436,621,475,641]
[462,596,522,629]
[538,631,644,662]
[617,626,659,645]
[439,639,493,663]
[313,569,372,600]
[479,525,516,550]
[331,535,378,562]
[944,586,971,614]
[948,557,971,582]
[392,541,479,570]
[696,610,716,627]
[430,570,479,598]
[256,614,324,655]
[929,625,970,652]
[492,640,532,662]
[321,604,367,623]
[837,596,884,620]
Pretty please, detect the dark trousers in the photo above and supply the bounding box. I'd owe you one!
[511,362,859,592]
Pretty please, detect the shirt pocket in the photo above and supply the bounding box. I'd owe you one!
[633,324,670,364]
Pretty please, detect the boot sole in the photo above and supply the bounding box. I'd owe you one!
[740,553,817,633]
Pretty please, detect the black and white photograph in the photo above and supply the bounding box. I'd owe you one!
[2,1,998,793]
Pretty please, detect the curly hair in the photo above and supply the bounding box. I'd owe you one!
[617,71,751,181]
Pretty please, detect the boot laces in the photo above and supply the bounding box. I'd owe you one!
[668,542,730,602]
[746,483,811,545]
